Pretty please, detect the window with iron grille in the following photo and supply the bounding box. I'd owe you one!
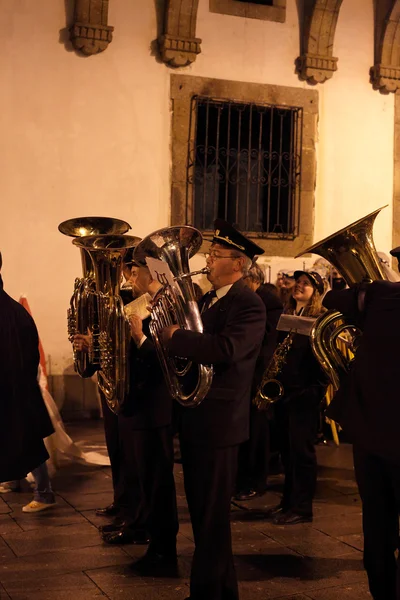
[187,97,303,239]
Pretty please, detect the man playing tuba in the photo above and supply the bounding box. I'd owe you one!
[161,220,266,600]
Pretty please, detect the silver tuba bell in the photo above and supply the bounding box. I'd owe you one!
[133,225,213,408]
[59,217,132,377]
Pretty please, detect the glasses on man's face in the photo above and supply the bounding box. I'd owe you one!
[205,251,240,261]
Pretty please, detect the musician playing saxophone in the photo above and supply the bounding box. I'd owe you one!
[267,270,328,525]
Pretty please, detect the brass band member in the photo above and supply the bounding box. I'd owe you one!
[102,263,179,570]
[161,220,266,600]
[235,264,283,500]
[323,247,400,600]
[268,270,328,525]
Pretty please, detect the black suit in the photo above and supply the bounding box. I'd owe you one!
[0,276,54,481]
[324,281,400,600]
[237,285,283,493]
[167,279,266,600]
[118,317,178,554]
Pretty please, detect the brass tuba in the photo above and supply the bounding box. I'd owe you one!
[59,217,131,377]
[73,234,141,414]
[133,226,213,408]
[296,206,387,389]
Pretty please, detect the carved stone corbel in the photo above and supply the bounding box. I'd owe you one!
[158,0,202,67]
[296,0,343,84]
[371,0,400,93]
[70,0,114,55]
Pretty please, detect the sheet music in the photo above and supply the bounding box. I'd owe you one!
[276,314,317,336]
[145,257,176,289]
[124,293,152,320]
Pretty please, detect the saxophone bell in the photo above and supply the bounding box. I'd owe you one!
[252,330,295,411]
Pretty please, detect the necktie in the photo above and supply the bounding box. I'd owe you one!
[201,290,217,313]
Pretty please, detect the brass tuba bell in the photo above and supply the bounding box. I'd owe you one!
[133,225,213,408]
[296,206,388,389]
[73,234,141,414]
[59,217,131,378]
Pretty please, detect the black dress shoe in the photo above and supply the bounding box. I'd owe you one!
[130,550,178,575]
[274,511,313,525]
[99,519,125,534]
[234,489,258,501]
[265,503,286,519]
[95,503,119,517]
[102,528,150,545]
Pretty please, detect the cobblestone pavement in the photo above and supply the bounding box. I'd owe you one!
[0,422,370,600]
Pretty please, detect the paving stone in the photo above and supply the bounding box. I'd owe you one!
[2,521,101,557]
[0,536,16,560]
[86,564,189,599]
[306,580,372,599]
[0,515,22,536]
[312,512,363,538]
[2,572,105,600]
[0,545,130,583]
[337,533,364,552]
[0,496,12,514]
[11,503,87,532]
[56,490,116,511]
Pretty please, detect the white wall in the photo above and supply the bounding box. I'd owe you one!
[0,0,394,381]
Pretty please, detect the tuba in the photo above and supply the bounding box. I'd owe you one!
[73,234,141,414]
[296,206,387,389]
[133,226,213,408]
[59,217,131,377]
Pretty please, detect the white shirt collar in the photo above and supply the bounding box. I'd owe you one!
[215,283,234,300]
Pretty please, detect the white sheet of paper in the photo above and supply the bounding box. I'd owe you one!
[145,257,176,289]
[124,293,152,320]
[276,314,317,336]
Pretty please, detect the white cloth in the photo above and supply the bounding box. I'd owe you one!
[38,367,110,470]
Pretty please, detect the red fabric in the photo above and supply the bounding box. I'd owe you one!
[18,296,48,382]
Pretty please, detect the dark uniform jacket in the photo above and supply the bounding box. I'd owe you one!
[122,316,172,430]
[252,285,283,393]
[167,279,266,447]
[0,276,54,481]
[324,280,400,461]
[277,327,328,406]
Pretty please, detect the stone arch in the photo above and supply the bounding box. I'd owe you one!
[296,0,344,84]
[158,0,202,67]
[371,0,400,93]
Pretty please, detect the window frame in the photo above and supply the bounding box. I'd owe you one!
[170,74,318,257]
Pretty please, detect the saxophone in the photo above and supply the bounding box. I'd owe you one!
[252,330,296,411]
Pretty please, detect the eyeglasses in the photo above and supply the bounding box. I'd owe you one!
[205,251,240,261]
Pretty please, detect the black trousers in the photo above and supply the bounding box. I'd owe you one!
[275,399,319,516]
[100,392,125,508]
[237,405,270,493]
[181,440,239,600]
[353,445,400,600]
[118,420,178,555]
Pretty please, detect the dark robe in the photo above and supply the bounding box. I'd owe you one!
[0,275,53,481]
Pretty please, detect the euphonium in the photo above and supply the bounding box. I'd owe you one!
[73,234,141,414]
[133,225,213,408]
[253,331,296,411]
[59,217,131,377]
[296,206,388,389]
